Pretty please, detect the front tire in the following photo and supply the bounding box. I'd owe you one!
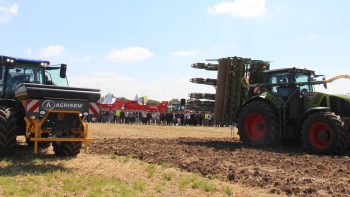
[0,108,18,157]
[302,112,348,155]
[53,133,82,157]
[238,101,280,147]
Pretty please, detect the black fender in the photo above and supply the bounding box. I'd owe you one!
[237,96,279,122]
[297,107,330,132]
[242,96,279,111]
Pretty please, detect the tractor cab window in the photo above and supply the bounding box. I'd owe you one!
[45,64,68,87]
[5,65,44,98]
[295,73,313,93]
[269,72,292,93]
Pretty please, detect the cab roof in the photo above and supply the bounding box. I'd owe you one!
[0,55,50,65]
[264,67,315,75]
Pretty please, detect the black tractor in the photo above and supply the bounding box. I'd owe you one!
[0,55,100,156]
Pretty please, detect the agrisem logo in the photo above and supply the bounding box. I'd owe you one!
[42,100,55,110]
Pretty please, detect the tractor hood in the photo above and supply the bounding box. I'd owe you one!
[15,83,101,102]
[304,92,350,117]
[332,93,350,101]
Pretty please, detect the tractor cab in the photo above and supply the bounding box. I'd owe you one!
[0,56,68,99]
[263,68,315,100]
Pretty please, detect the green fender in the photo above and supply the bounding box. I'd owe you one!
[296,107,330,132]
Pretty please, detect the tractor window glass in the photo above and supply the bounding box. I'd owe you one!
[8,66,43,84]
[269,73,290,93]
[45,65,68,87]
[5,65,44,98]
[295,73,312,92]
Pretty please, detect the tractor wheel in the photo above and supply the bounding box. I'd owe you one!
[301,112,348,155]
[238,101,280,147]
[53,134,82,157]
[0,108,18,156]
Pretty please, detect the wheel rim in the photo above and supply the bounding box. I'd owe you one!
[244,113,266,140]
[309,122,333,149]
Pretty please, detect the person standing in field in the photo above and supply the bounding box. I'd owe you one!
[204,112,209,126]
[115,109,121,123]
[141,110,147,124]
[208,112,213,126]
[120,110,125,124]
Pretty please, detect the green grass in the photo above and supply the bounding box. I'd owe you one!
[221,185,233,196]
[162,172,175,181]
[178,174,217,193]
[64,174,136,196]
[122,154,133,163]
[132,181,146,191]
[0,158,141,197]
[179,174,198,189]
[192,179,217,192]
[154,184,162,193]
[208,174,217,180]
[110,153,117,160]
[0,173,138,197]
[160,162,173,169]
[145,164,157,178]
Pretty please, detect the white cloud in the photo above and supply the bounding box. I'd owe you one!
[40,45,64,58]
[0,2,18,24]
[106,47,154,63]
[171,50,198,57]
[208,0,266,18]
[69,72,215,101]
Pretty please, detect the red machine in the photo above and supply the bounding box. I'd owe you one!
[99,99,168,112]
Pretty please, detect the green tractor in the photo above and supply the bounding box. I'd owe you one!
[237,67,350,155]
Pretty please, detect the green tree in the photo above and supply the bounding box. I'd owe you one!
[169,98,180,105]
[147,99,160,106]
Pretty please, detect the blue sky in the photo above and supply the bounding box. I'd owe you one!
[0,0,349,100]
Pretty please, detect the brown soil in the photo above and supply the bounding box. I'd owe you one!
[90,137,350,196]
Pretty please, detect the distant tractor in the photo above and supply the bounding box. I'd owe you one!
[237,68,350,155]
[0,55,100,156]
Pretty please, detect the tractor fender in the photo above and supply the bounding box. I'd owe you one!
[297,107,330,132]
[241,96,279,115]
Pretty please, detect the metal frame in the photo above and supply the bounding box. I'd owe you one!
[24,110,94,154]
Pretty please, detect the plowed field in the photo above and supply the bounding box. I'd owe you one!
[90,137,350,196]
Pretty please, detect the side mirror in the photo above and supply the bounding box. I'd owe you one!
[60,64,67,78]
[323,83,328,89]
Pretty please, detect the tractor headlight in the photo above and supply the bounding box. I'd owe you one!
[30,115,36,120]
[40,111,46,115]
[83,112,88,116]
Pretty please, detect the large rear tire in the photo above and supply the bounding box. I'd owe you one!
[0,108,18,156]
[238,101,280,147]
[301,112,348,155]
[53,133,82,157]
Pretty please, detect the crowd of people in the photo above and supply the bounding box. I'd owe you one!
[92,110,214,126]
